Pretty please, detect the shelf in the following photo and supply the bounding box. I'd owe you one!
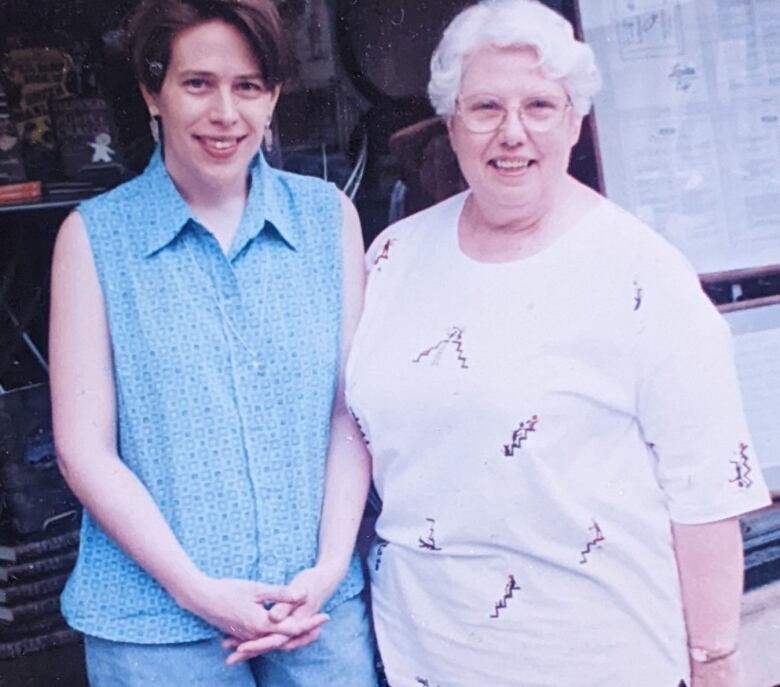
[0,193,102,215]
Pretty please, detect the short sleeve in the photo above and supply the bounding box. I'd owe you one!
[635,248,771,524]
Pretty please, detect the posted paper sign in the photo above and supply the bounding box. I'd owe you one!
[725,304,780,492]
[580,0,780,274]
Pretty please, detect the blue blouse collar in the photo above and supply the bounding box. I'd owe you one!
[141,146,299,258]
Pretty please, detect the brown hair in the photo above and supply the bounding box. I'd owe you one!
[127,0,292,94]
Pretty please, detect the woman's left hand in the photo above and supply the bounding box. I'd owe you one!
[223,563,344,664]
[691,651,744,687]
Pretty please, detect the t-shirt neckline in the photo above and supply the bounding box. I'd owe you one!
[446,190,607,271]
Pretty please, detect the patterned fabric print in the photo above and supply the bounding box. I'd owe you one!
[417,518,442,551]
[372,238,396,272]
[502,415,539,456]
[633,279,643,310]
[412,326,469,368]
[348,405,370,447]
[730,442,754,488]
[579,520,605,564]
[490,575,521,619]
[374,539,389,572]
[61,149,363,643]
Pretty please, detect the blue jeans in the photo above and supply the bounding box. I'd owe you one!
[84,596,377,687]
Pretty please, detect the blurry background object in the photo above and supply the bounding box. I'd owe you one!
[1,43,75,181]
[0,80,26,184]
[50,95,124,185]
[387,116,466,221]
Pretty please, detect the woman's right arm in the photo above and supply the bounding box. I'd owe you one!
[49,212,325,642]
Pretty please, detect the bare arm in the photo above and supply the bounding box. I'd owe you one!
[672,517,745,687]
[313,191,373,578]
[50,213,319,640]
[227,192,372,662]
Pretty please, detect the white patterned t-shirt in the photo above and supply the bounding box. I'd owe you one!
[346,191,770,687]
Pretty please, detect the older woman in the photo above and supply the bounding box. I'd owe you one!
[346,1,770,686]
[49,0,375,684]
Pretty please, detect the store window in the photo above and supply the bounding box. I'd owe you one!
[0,0,591,376]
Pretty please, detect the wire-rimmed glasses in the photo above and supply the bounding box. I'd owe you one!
[456,94,572,134]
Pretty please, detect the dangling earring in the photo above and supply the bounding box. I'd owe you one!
[149,106,161,143]
[263,119,273,151]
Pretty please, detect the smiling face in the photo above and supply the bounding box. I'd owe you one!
[448,44,583,227]
[142,19,280,200]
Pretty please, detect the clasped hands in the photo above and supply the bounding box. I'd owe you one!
[179,565,340,665]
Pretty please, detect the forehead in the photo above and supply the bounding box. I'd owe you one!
[168,19,260,73]
[459,44,564,96]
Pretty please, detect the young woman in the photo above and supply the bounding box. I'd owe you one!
[49,1,376,684]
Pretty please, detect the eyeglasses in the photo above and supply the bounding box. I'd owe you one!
[456,94,572,134]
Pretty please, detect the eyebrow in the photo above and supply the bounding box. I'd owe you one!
[178,69,265,81]
[462,91,563,99]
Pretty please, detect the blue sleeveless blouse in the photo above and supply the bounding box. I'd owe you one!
[60,149,364,643]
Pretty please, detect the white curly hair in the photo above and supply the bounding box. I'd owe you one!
[428,0,602,117]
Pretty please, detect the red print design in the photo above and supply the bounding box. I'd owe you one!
[412,327,469,368]
[729,442,753,488]
[579,520,605,564]
[372,238,396,271]
[418,518,442,551]
[490,575,521,619]
[503,415,539,456]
